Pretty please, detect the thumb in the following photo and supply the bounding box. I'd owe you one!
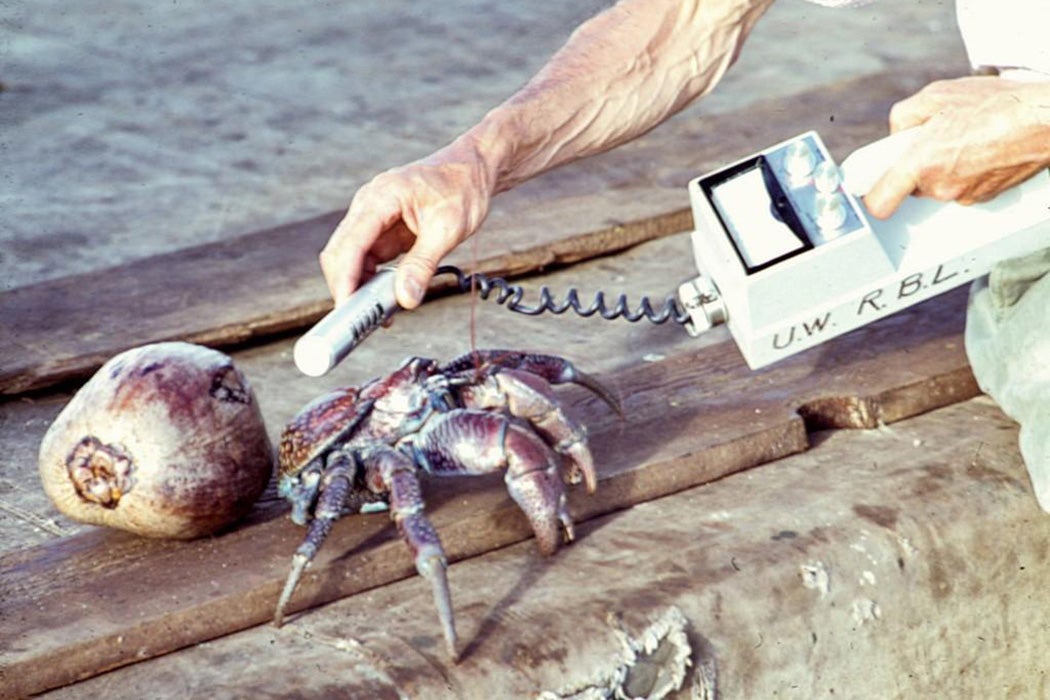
[396,204,474,308]
[864,163,918,220]
[395,241,445,309]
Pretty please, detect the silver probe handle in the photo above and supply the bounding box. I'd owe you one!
[293,267,401,376]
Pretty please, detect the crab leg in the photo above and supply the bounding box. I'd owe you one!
[364,445,458,660]
[274,452,355,627]
[440,350,622,418]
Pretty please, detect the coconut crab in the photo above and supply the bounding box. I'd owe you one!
[273,349,620,658]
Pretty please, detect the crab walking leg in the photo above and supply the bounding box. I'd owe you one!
[365,445,458,660]
[440,350,623,418]
[411,409,574,556]
[274,452,355,627]
[458,368,599,493]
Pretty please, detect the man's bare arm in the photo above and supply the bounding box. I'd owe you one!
[321,0,777,307]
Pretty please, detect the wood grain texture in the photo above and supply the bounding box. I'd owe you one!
[0,58,968,397]
[0,284,978,698]
[37,398,1038,700]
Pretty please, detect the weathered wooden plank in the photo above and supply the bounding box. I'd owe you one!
[0,58,968,397]
[39,397,1038,699]
[0,282,978,698]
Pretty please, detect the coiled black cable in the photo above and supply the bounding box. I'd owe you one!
[436,264,689,326]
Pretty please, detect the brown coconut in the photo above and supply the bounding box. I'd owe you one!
[38,342,274,539]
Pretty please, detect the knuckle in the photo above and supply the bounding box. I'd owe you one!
[887,100,908,123]
[927,180,963,201]
[429,207,468,239]
[318,247,336,267]
[404,251,440,273]
[354,175,383,200]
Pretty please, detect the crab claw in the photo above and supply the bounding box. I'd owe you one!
[567,367,623,419]
[441,349,623,418]
[456,367,601,493]
[557,440,598,494]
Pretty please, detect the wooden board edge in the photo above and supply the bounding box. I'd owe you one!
[0,208,694,398]
[0,343,982,698]
[0,415,807,699]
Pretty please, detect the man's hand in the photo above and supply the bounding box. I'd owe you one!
[320,137,497,309]
[317,0,778,309]
[865,76,1050,219]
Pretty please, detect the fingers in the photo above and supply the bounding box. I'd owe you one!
[321,192,467,310]
[864,154,1034,217]
[321,188,404,306]
[957,165,1042,205]
[855,80,966,218]
[887,92,933,134]
[395,206,467,308]
[887,79,963,134]
[318,144,494,310]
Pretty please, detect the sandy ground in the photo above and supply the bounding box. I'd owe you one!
[1,0,964,291]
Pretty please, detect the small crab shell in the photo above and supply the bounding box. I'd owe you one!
[278,387,369,477]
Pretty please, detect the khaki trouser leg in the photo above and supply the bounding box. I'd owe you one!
[966,249,1050,510]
